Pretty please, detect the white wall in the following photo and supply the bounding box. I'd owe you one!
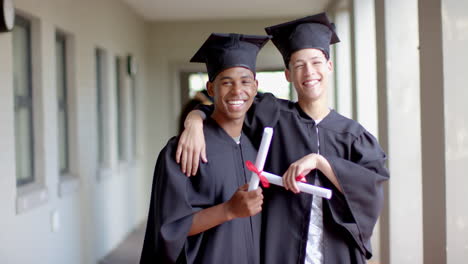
[442,0,468,262]
[0,0,151,263]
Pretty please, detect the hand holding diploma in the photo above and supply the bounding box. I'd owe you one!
[283,153,343,194]
[283,153,322,193]
[225,184,263,219]
[247,128,332,199]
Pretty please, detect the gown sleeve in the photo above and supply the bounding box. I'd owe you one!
[242,93,282,147]
[323,130,389,258]
[140,139,213,263]
[194,103,214,118]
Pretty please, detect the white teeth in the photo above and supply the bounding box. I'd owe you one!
[227,100,244,105]
[304,80,319,86]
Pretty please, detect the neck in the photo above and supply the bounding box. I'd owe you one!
[211,112,243,138]
[298,98,330,120]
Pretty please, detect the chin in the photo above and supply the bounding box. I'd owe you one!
[226,113,246,121]
[300,90,322,99]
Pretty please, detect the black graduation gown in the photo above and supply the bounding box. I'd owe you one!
[198,93,389,264]
[244,93,389,264]
[140,118,261,264]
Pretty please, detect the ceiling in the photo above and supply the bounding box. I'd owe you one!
[120,0,331,21]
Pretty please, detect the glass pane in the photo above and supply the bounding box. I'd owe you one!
[56,32,69,175]
[95,49,104,164]
[256,71,292,100]
[58,109,69,174]
[115,57,125,161]
[131,78,137,159]
[55,35,66,102]
[15,107,33,185]
[12,20,31,97]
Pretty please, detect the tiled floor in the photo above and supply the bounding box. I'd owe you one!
[98,223,382,264]
[99,223,146,264]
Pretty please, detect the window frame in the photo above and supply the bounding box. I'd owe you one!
[115,56,126,162]
[55,28,79,197]
[95,48,106,166]
[95,48,115,180]
[13,12,50,214]
[13,15,35,187]
[55,30,70,177]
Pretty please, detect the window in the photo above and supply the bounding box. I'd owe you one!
[13,15,34,187]
[115,57,125,161]
[55,31,70,176]
[96,48,106,165]
[56,30,79,196]
[130,77,137,160]
[14,14,49,213]
[95,49,113,180]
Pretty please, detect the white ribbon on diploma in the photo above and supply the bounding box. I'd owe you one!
[247,127,333,200]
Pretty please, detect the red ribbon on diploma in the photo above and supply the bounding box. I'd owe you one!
[245,160,270,188]
[295,173,306,182]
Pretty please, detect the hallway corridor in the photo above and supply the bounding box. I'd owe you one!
[99,223,146,264]
[2,0,467,263]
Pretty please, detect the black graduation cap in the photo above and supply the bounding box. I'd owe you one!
[265,12,340,66]
[190,33,270,81]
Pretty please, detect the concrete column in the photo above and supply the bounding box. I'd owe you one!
[375,0,423,263]
[374,1,389,263]
[441,1,468,263]
[418,1,447,263]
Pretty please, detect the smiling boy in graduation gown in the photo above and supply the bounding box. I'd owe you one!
[177,13,389,264]
[140,33,270,264]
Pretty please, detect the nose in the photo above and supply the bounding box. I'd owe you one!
[230,81,243,95]
[304,63,316,76]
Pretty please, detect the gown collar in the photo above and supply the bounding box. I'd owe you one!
[205,117,244,146]
[294,103,336,125]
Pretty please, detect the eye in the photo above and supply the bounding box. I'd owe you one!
[222,81,232,86]
[312,61,323,65]
[294,64,304,69]
[242,80,252,85]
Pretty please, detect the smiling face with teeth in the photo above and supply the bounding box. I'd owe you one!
[285,48,333,104]
[207,66,258,130]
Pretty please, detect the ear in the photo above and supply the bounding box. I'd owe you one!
[254,79,259,95]
[206,81,215,97]
[285,68,292,83]
[327,59,333,72]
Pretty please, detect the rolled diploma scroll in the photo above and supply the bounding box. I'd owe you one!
[261,171,332,199]
[248,127,274,191]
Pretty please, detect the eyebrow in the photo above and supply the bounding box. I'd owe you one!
[292,56,323,63]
